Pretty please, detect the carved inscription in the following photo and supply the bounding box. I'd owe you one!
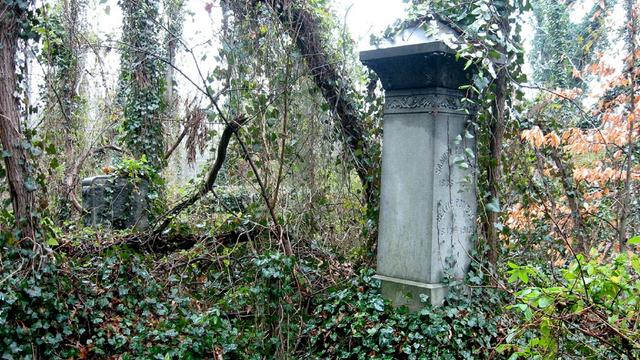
[434,152,448,176]
[438,178,454,187]
[437,198,474,223]
[435,198,475,267]
[434,144,465,188]
[438,225,475,237]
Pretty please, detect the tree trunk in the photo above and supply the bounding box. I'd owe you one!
[617,0,637,249]
[0,5,37,240]
[550,149,587,254]
[119,0,166,171]
[484,6,511,270]
[59,0,84,217]
[486,70,506,269]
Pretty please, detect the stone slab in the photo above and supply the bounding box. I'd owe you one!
[359,24,458,59]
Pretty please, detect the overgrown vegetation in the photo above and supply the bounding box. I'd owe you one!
[0,237,505,359]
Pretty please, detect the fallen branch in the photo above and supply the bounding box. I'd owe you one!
[62,229,258,257]
[152,115,248,235]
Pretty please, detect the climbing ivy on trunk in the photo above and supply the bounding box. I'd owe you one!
[118,0,166,171]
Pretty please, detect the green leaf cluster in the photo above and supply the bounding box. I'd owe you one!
[503,252,640,359]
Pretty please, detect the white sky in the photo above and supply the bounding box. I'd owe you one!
[333,0,408,49]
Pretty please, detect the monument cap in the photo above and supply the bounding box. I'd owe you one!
[360,21,470,91]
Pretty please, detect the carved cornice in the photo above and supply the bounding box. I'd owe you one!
[384,92,470,114]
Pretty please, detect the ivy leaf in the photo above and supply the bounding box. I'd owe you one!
[453,155,466,164]
[486,198,500,213]
[30,146,42,157]
[371,298,384,312]
[24,178,38,192]
[628,236,640,245]
[26,286,42,298]
[538,296,552,308]
[45,143,57,155]
[50,158,60,169]
[465,130,475,139]
[464,58,473,70]
[464,148,475,159]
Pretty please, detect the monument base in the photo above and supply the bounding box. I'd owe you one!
[375,274,448,310]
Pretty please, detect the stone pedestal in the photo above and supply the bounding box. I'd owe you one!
[361,24,477,309]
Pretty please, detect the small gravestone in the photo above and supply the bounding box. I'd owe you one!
[360,22,477,309]
[82,175,150,230]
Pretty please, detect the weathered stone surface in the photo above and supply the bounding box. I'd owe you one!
[361,23,477,309]
[82,175,149,230]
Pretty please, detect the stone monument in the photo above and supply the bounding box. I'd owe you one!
[360,22,477,309]
[82,175,150,230]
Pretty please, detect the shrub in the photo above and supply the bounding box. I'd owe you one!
[501,251,640,359]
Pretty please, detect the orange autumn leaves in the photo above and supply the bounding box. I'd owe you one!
[521,113,639,155]
[520,126,559,149]
[510,100,640,236]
